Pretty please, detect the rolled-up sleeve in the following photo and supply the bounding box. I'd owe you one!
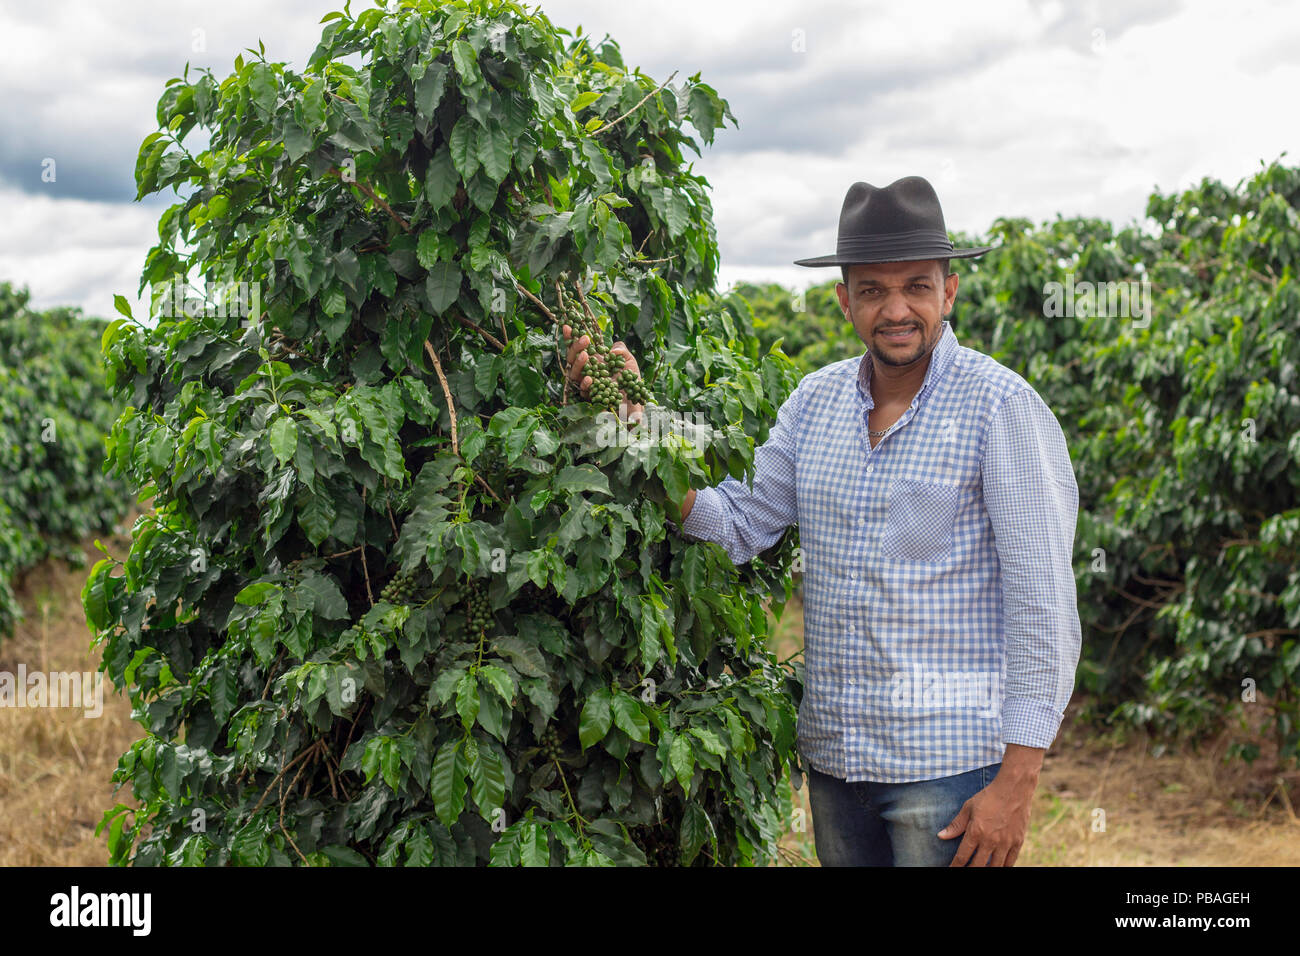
[981,387,1082,750]
[678,382,803,566]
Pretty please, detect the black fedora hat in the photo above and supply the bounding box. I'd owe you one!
[793,175,992,267]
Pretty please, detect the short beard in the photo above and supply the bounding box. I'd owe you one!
[858,311,942,368]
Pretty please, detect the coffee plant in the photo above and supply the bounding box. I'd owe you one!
[87,0,805,866]
[0,281,130,637]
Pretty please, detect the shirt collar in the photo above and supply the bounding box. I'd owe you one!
[855,319,957,409]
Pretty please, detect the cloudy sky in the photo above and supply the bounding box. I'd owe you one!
[2,0,1297,317]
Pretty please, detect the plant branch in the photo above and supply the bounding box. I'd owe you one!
[357,496,375,607]
[250,739,323,818]
[474,473,503,504]
[322,545,363,560]
[279,748,313,864]
[327,164,412,234]
[458,313,505,351]
[597,70,678,137]
[515,280,556,323]
[424,339,459,456]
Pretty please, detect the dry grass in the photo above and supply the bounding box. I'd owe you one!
[0,526,140,866]
[767,589,1300,866]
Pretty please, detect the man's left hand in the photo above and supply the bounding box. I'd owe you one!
[938,744,1044,866]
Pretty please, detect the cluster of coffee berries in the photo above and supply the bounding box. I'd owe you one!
[465,579,492,633]
[539,725,562,760]
[616,366,651,405]
[380,568,419,604]
[565,297,652,412]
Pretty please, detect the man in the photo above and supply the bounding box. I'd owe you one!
[562,176,1081,867]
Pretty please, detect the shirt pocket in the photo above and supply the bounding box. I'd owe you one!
[880,478,959,563]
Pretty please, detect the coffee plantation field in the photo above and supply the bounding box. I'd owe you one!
[2,0,1297,871]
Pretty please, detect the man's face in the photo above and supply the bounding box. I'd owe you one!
[836,260,957,369]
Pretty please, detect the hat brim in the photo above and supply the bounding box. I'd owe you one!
[792,244,995,267]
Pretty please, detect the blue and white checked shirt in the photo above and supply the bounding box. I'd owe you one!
[680,320,1082,783]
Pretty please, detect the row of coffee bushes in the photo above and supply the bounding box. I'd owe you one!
[0,281,130,636]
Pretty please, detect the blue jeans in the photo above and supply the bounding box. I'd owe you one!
[807,762,1002,866]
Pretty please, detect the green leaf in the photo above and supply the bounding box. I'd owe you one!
[249,62,277,115]
[362,736,384,784]
[298,491,336,547]
[525,549,549,589]
[298,569,348,619]
[416,229,443,269]
[679,803,715,865]
[611,692,651,743]
[429,664,468,708]
[210,665,238,724]
[424,148,458,210]
[269,416,297,465]
[461,422,487,464]
[82,558,114,632]
[451,39,482,86]
[639,597,663,668]
[465,170,498,212]
[379,739,402,791]
[492,637,546,677]
[570,90,600,112]
[501,359,543,406]
[456,671,480,729]
[467,742,505,819]
[414,59,448,119]
[234,581,280,606]
[449,115,480,179]
[430,739,467,826]
[477,123,511,183]
[425,261,462,314]
[668,733,694,792]
[689,726,728,757]
[579,686,613,750]
[318,845,369,867]
[520,822,549,866]
[478,664,515,704]
[404,823,435,866]
[554,464,612,497]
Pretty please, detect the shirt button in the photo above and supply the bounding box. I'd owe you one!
[850,571,857,580]
[857,517,865,526]
[866,465,874,475]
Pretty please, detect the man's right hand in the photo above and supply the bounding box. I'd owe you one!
[560,325,694,522]
[561,323,644,425]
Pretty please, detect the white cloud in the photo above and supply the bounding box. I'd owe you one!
[0,0,1297,313]
[0,185,160,318]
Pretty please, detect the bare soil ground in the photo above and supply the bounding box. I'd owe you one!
[0,527,140,866]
